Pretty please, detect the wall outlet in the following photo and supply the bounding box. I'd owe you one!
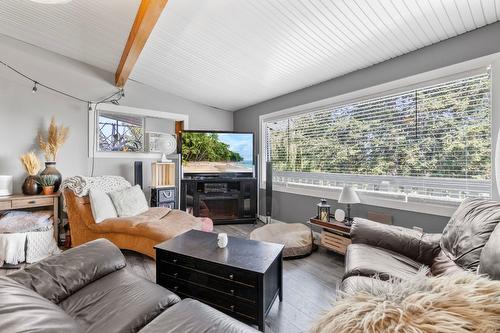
[413,226,424,233]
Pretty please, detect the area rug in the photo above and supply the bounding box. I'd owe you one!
[311,270,500,333]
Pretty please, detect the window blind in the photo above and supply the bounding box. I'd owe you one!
[264,72,491,200]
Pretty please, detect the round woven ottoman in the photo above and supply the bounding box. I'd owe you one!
[250,223,313,259]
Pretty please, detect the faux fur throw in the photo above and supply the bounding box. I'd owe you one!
[311,271,500,333]
[0,210,52,233]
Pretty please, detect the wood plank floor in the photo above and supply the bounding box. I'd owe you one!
[1,222,345,333]
[126,222,345,333]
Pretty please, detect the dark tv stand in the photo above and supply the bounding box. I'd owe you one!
[180,177,257,225]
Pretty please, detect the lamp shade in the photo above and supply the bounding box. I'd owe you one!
[338,186,360,204]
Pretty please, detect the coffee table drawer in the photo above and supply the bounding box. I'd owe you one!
[158,251,257,287]
[158,274,257,321]
[160,263,257,302]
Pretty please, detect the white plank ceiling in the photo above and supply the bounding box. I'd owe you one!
[0,0,499,111]
[0,0,140,72]
[131,0,500,110]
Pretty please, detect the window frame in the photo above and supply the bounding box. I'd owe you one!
[88,103,189,159]
[259,54,500,217]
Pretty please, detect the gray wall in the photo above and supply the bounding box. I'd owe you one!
[0,34,233,195]
[235,22,500,232]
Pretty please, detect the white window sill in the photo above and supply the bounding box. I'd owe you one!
[261,181,460,217]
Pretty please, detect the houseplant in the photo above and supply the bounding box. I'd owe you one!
[20,151,41,195]
[36,175,58,195]
[38,117,69,192]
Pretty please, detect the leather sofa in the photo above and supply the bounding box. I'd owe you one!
[0,238,258,333]
[342,198,500,291]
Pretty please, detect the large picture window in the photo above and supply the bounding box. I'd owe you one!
[263,72,492,202]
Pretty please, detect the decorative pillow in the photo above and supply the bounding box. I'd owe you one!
[89,189,117,223]
[108,185,149,217]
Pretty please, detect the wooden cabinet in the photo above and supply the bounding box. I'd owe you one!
[0,193,60,242]
[180,177,257,224]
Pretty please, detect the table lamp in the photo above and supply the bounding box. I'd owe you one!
[338,186,360,226]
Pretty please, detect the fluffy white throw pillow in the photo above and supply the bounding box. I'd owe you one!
[89,189,117,223]
[109,185,149,217]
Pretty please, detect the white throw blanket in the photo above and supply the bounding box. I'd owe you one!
[61,175,131,197]
[0,233,26,266]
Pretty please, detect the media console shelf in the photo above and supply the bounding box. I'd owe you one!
[181,177,257,225]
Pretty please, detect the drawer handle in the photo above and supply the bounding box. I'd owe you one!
[172,259,178,264]
[230,305,235,312]
[28,200,36,204]
[228,274,234,280]
[173,272,178,278]
[230,289,235,295]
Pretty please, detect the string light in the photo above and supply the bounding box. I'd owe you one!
[1,59,125,107]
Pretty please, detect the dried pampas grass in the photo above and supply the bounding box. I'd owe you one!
[311,270,500,333]
[20,151,41,176]
[38,117,69,161]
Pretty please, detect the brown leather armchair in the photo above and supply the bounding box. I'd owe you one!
[63,189,208,258]
[342,198,500,290]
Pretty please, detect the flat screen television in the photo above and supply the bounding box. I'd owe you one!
[181,130,254,176]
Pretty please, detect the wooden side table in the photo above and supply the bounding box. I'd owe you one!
[308,217,352,255]
[0,193,61,242]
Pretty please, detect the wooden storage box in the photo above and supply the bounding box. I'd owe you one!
[321,230,351,255]
[151,162,175,187]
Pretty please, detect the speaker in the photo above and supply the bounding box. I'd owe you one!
[265,161,272,218]
[134,161,143,189]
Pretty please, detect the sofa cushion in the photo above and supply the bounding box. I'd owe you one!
[351,218,441,266]
[94,208,203,242]
[344,243,424,281]
[478,223,500,280]
[138,299,259,333]
[9,238,126,304]
[109,185,149,217]
[440,198,500,271]
[89,188,117,223]
[0,276,81,333]
[59,268,180,333]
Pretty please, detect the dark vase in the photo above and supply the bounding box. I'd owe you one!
[40,161,62,192]
[22,175,41,195]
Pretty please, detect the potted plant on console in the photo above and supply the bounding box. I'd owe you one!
[37,175,58,195]
[38,117,69,192]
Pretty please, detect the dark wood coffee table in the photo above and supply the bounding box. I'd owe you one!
[155,230,284,332]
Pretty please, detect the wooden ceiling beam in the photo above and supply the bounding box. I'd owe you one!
[115,0,168,87]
